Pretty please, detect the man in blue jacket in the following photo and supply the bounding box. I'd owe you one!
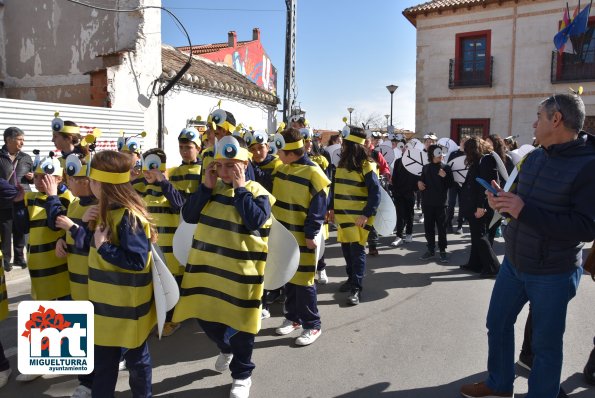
[460,93,595,398]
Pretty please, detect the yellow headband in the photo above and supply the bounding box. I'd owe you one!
[283,140,304,151]
[214,147,250,162]
[345,135,366,145]
[89,168,130,184]
[60,125,81,135]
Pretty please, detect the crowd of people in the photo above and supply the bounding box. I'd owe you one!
[0,93,593,398]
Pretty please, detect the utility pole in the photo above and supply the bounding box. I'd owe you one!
[283,0,297,124]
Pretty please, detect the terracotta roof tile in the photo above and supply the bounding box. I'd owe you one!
[403,0,503,26]
[161,45,278,107]
[176,41,251,56]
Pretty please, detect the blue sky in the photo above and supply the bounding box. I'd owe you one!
[161,0,423,131]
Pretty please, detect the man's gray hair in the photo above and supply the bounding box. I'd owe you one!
[3,126,24,143]
[541,93,585,132]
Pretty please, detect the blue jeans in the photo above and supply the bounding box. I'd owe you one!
[341,243,366,290]
[485,257,581,397]
[197,319,255,380]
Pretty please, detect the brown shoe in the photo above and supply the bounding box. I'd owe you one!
[460,382,512,398]
[368,247,379,256]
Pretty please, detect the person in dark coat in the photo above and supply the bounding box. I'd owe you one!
[458,136,500,277]
[0,127,33,271]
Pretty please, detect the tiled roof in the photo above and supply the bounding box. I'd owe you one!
[176,41,251,56]
[161,45,278,107]
[403,0,502,26]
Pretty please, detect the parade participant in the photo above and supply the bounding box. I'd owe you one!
[272,128,330,346]
[418,145,454,262]
[174,136,274,398]
[460,93,595,398]
[446,135,468,234]
[246,130,281,193]
[50,113,89,167]
[363,137,390,256]
[117,131,146,190]
[330,126,380,305]
[42,151,97,398]
[168,127,202,200]
[390,136,419,246]
[201,107,237,173]
[137,148,184,337]
[302,127,331,284]
[0,178,17,389]
[0,126,33,271]
[43,152,97,301]
[246,130,283,317]
[84,150,156,398]
[459,137,501,278]
[13,152,74,300]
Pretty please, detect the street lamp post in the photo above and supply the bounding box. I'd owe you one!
[384,114,390,131]
[347,107,354,124]
[386,84,398,127]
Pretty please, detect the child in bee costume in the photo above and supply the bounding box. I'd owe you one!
[84,150,157,398]
[116,131,146,190]
[50,113,90,170]
[201,107,256,184]
[136,148,185,337]
[13,152,75,300]
[271,128,330,346]
[43,151,98,398]
[246,130,282,193]
[301,127,332,285]
[246,130,283,318]
[0,178,17,389]
[173,136,274,398]
[168,127,203,200]
[331,126,381,306]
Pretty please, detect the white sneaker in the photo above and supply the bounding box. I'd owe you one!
[118,360,127,371]
[0,368,11,389]
[456,227,463,234]
[275,319,301,335]
[16,373,41,382]
[418,216,424,223]
[230,377,252,398]
[215,352,233,372]
[295,328,322,346]
[317,269,328,284]
[404,234,413,243]
[261,308,270,319]
[71,385,92,398]
[390,237,403,247]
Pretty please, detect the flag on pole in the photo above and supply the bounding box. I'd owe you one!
[568,3,591,36]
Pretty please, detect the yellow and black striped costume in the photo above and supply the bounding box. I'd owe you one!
[169,162,202,199]
[139,182,182,276]
[88,208,156,348]
[25,190,75,300]
[309,154,329,172]
[65,199,96,300]
[199,147,215,177]
[334,160,377,246]
[272,163,330,286]
[258,155,283,175]
[173,180,274,334]
[131,174,145,195]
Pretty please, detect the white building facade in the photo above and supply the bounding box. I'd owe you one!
[404,0,595,144]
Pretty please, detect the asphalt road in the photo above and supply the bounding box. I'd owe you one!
[2,218,594,397]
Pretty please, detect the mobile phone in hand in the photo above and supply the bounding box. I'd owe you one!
[475,177,499,196]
